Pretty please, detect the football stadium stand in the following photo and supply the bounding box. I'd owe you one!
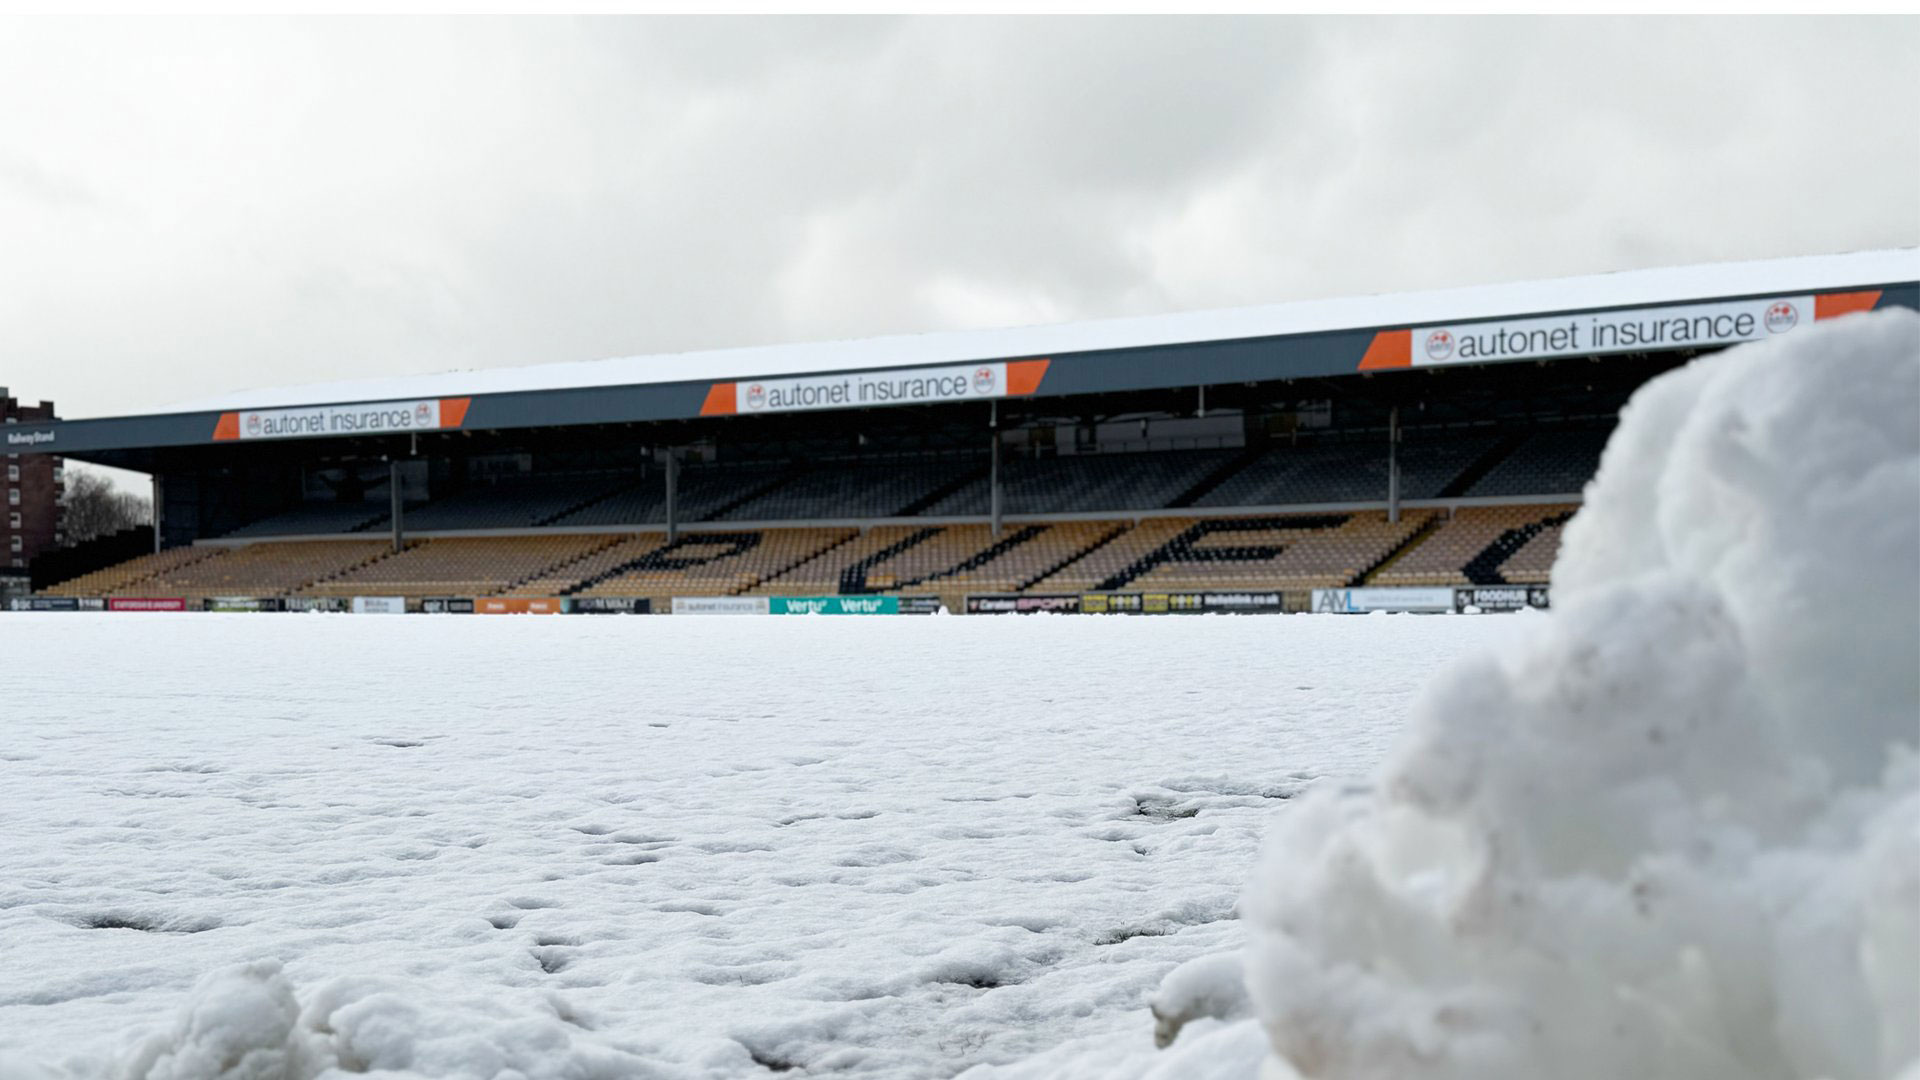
[11,251,1912,610]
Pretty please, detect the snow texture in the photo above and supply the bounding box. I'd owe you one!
[0,613,1511,1079]
[1242,308,1920,1080]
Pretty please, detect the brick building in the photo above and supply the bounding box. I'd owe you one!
[2,388,63,570]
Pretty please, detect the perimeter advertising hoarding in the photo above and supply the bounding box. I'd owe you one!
[571,597,651,614]
[107,597,187,612]
[970,592,1286,614]
[1310,587,1456,613]
[672,596,772,615]
[422,597,476,614]
[966,594,1083,614]
[284,597,347,613]
[351,597,406,614]
[1453,586,1551,612]
[770,596,898,615]
[10,597,83,611]
[204,597,280,612]
[476,597,569,614]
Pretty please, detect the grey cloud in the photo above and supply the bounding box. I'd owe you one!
[0,16,1913,425]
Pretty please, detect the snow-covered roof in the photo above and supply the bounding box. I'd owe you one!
[156,248,1919,417]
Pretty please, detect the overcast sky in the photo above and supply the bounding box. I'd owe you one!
[2,16,1915,424]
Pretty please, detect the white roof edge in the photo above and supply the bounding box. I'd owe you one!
[153,248,1919,417]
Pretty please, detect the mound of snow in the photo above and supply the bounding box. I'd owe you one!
[1243,309,1920,1080]
[29,960,681,1080]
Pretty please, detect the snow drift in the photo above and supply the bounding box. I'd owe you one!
[1243,308,1920,1079]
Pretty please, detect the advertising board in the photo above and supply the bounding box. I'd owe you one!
[770,596,898,615]
[1453,586,1552,612]
[476,597,568,615]
[571,597,651,614]
[966,594,1082,614]
[284,597,348,613]
[1310,587,1455,613]
[204,597,281,612]
[1410,295,1811,369]
[672,596,772,615]
[421,597,476,614]
[11,596,79,611]
[224,398,447,442]
[351,596,406,615]
[107,597,187,612]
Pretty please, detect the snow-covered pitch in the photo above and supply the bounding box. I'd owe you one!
[5,307,1915,1080]
[0,612,1512,1078]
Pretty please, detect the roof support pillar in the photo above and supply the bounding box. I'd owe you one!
[989,402,1001,539]
[151,474,163,553]
[390,458,404,553]
[665,450,680,544]
[1387,405,1401,525]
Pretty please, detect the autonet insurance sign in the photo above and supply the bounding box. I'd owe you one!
[216,397,471,442]
[1410,296,1811,368]
[702,359,1049,417]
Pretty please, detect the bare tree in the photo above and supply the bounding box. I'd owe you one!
[61,469,151,545]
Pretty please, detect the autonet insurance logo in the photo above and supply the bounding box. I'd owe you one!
[232,399,443,441]
[1411,295,1813,368]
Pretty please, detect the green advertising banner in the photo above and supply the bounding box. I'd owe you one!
[769,596,900,615]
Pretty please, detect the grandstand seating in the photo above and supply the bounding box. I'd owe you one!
[305,535,623,598]
[1370,504,1577,586]
[1493,516,1566,584]
[141,540,392,598]
[402,474,631,531]
[223,501,390,538]
[717,457,984,521]
[1467,429,1608,496]
[926,449,1238,515]
[549,463,792,527]
[39,545,226,597]
[574,528,856,606]
[499,534,673,596]
[1123,512,1432,592]
[1194,433,1497,508]
[31,501,1584,604]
